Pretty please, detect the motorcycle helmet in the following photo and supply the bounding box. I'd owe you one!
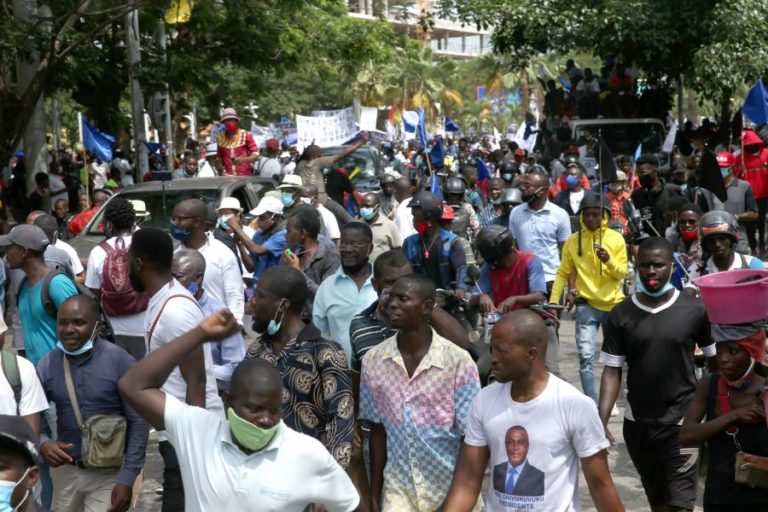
[699,210,739,243]
[476,225,515,266]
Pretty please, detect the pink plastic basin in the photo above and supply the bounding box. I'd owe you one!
[693,269,768,324]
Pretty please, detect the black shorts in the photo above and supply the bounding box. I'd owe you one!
[623,419,699,509]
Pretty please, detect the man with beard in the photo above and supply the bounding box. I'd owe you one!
[245,266,353,467]
[312,222,377,365]
[128,227,222,512]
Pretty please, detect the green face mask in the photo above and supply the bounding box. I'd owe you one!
[227,407,280,451]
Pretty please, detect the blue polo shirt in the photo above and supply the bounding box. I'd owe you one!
[250,228,286,283]
[508,200,571,282]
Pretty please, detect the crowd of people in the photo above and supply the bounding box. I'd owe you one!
[1,97,768,512]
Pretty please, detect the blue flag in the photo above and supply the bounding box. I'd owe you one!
[417,107,428,148]
[143,141,162,154]
[430,139,444,168]
[444,117,460,132]
[477,158,491,182]
[82,116,115,161]
[743,80,768,126]
[634,143,642,161]
[430,174,443,201]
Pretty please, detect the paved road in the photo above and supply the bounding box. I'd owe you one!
[134,314,705,511]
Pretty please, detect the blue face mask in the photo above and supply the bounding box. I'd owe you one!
[566,175,579,188]
[636,278,675,297]
[360,207,377,221]
[187,281,199,296]
[281,192,295,208]
[680,183,688,194]
[721,168,731,179]
[0,467,31,512]
[57,324,98,356]
[169,222,191,243]
[503,173,513,182]
[267,299,287,336]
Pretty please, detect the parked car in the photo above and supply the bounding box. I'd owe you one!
[570,118,670,174]
[320,145,384,193]
[68,176,276,261]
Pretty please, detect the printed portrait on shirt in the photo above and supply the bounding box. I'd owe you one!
[492,425,545,504]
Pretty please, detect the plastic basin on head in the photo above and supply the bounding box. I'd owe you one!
[693,269,768,324]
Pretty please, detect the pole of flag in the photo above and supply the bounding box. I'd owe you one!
[77,112,91,209]
[598,129,603,275]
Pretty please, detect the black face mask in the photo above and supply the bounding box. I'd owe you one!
[639,174,655,189]
[129,265,145,293]
[521,187,541,203]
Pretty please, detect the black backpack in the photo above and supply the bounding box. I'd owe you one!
[17,271,115,342]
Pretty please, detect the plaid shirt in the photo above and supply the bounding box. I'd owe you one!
[607,191,631,233]
[360,330,481,511]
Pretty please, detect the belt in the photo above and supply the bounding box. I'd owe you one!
[67,459,87,469]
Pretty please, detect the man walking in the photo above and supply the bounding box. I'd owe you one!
[549,192,627,402]
[360,274,481,512]
[37,296,148,512]
[171,199,244,324]
[598,237,714,512]
[128,227,223,512]
[246,266,353,467]
[441,310,624,512]
[313,222,377,364]
[358,193,401,261]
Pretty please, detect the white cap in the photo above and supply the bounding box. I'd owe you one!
[217,197,243,212]
[205,142,218,154]
[279,151,291,159]
[277,174,304,190]
[250,196,284,216]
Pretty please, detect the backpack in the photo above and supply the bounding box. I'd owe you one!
[17,271,115,342]
[99,238,149,317]
[0,347,21,414]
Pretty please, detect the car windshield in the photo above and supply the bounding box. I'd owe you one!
[575,123,665,156]
[320,148,379,183]
[85,188,221,234]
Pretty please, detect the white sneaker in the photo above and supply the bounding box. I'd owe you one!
[610,404,620,417]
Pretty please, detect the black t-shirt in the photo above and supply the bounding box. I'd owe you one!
[600,290,713,424]
[324,170,353,206]
[28,190,44,212]
[630,182,683,237]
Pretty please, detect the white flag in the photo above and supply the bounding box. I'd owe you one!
[662,121,678,153]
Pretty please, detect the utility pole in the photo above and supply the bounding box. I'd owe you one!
[125,7,149,179]
[157,21,174,172]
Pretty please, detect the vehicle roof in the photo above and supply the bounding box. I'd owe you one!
[115,176,273,193]
[570,118,664,127]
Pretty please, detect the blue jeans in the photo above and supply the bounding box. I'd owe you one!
[574,302,610,403]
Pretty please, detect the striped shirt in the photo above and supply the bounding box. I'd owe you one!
[349,300,395,373]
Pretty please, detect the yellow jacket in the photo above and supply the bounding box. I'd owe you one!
[549,213,628,311]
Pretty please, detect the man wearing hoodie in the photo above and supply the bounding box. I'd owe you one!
[549,192,628,403]
[734,129,768,256]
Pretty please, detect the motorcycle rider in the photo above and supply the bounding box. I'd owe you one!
[443,177,479,240]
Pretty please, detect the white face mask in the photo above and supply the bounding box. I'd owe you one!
[217,214,233,230]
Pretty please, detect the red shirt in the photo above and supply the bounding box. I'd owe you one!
[489,251,536,309]
[67,207,99,235]
[216,129,258,176]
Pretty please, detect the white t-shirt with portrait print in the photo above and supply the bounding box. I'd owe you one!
[464,374,609,512]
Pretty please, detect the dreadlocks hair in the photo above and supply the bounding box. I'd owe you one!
[103,196,136,232]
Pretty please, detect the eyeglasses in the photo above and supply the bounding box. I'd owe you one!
[339,242,370,251]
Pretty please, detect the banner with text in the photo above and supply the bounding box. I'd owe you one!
[297,107,358,149]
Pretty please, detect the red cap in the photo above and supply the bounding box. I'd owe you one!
[716,152,736,168]
[265,138,280,151]
[513,148,525,161]
[441,204,455,221]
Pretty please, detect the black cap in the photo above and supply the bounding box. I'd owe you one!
[0,415,41,465]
